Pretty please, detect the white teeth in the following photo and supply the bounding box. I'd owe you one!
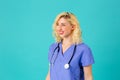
[60,32,63,33]
[59,31,64,34]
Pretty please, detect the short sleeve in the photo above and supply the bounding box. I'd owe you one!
[80,46,95,67]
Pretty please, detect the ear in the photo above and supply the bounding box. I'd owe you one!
[71,25,75,30]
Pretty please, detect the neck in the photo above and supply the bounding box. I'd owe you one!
[62,36,73,46]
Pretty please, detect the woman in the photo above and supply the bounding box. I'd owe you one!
[46,12,95,80]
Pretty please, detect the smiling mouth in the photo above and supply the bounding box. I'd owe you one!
[59,31,64,35]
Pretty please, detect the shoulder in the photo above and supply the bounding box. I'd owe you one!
[48,42,58,51]
[76,42,92,52]
[49,42,58,48]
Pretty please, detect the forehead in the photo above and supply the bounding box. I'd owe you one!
[57,18,69,24]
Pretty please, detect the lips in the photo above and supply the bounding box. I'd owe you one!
[58,31,64,35]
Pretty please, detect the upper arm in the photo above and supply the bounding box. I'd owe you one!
[83,65,93,80]
[83,65,92,76]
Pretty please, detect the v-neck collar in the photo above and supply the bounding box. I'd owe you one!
[59,42,75,57]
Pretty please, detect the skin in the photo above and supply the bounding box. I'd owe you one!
[46,70,50,80]
[46,17,93,80]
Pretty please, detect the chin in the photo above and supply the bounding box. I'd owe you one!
[59,35,65,38]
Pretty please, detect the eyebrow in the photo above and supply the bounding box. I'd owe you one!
[57,23,66,25]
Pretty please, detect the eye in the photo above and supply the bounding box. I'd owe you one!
[61,23,66,26]
[57,23,67,27]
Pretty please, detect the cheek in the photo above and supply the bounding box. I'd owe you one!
[55,29,59,34]
[64,26,72,32]
[55,29,60,34]
[63,26,69,30]
[55,27,60,32]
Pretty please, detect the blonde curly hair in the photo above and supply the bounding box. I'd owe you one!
[52,12,82,44]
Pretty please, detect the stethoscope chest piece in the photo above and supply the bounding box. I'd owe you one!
[64,63,69,69]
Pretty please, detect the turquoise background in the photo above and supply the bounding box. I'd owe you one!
[0,0,120,80]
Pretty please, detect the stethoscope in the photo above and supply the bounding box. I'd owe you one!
[50,43,76,69]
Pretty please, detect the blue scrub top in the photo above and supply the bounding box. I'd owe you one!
[48,42,95,80]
